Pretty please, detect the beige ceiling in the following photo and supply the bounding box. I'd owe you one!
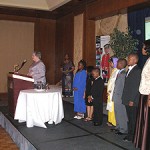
[0,0,71,11]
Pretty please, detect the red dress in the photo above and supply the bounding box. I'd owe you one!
[101,54,110,80]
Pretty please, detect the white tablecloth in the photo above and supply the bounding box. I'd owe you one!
[14,87,64,128]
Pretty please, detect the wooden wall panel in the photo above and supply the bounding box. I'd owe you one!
[34,18,56,84]
[74,13,84,72]
[87,0,149,19]
[0,0,149,89]
[55,13,74,83]
[83,19,96,67]
[0,14,36,22]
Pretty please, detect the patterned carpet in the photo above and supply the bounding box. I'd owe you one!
[0,126,19,150]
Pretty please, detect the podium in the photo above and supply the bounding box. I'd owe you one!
[7,73,34,117]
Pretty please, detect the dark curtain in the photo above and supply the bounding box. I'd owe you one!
[128,8,150,68]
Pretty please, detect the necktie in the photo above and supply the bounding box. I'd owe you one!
[117,72,120,78]
[126,69,130,77]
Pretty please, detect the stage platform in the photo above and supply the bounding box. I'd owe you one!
[0,99,139,150]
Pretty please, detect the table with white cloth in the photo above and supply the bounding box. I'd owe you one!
[14,86,64,128]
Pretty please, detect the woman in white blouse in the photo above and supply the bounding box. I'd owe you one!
[134,39,150,150]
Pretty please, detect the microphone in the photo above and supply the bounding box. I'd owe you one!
[16,59,27,72]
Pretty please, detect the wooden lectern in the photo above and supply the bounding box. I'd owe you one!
[7,73,34,117]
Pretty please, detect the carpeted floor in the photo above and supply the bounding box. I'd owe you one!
[0,126,19,150]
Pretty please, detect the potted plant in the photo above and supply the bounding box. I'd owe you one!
[110,28,139,58]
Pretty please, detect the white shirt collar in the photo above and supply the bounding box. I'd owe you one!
[128,64,137,70]
[126,64,137,77]
[95,76,101,80]
[119,68,125,73]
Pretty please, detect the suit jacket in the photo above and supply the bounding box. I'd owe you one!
[113,69,126,104]
[122,65,141,106]
[91,77,104,103]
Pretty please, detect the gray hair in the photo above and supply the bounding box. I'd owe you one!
[33,51,41,59]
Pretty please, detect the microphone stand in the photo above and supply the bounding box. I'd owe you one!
[16,60,27,72]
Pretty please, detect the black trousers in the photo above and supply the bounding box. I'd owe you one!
[93,100,103,125]
[125,106,137,140]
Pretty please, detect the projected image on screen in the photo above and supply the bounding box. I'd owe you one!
[145,17,150,40]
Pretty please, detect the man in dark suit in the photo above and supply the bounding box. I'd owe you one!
[122,53,141,142]
[88,68,104,126]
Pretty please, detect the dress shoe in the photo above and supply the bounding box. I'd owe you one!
[123,136,132,142]
[74,115,78,119]
[94,122,101,126]
[115,131,126,135]
[110,129,119,132]
[76,116,82,120]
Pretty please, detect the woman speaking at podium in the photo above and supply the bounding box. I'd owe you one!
[28,51,46,88]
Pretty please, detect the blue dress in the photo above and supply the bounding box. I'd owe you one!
[73,70,87,113]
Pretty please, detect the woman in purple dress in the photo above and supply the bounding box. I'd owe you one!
[61,54,75,97]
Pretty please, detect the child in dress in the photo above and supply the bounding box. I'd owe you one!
[84,66,94,121]
[106,57,119,127]
[73,60,87,119]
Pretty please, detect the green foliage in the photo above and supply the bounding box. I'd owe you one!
[110,28,139,58]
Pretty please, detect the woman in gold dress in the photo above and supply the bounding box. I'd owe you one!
[106,57,119,126]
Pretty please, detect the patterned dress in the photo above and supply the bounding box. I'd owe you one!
[62,61,74,96]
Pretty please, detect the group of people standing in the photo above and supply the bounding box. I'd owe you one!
[61,57,104,125]
[106,39,150,150]
[107,54,141,142]
[73,62,104,126]
[61,39,150,150]
[28,39,150,150]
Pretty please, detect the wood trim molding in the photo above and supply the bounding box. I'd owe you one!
[86,0,150,19]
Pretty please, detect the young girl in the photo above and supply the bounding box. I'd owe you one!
[73,60,87,119]
[84,66,94,121]
[106,57,119,126]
